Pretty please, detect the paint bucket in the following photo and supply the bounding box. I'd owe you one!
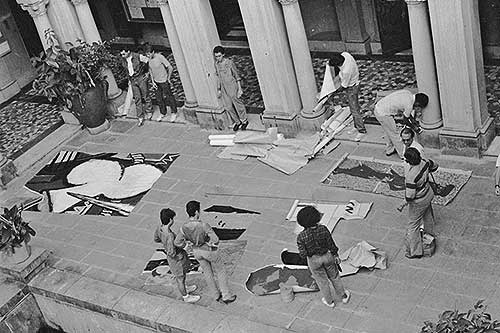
[279,283,294,303]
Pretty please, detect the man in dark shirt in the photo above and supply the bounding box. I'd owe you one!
[296,206,350,308]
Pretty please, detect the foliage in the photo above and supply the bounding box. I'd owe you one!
[30,29,125,112]
[421,300,500,333]
[0,205,36,254]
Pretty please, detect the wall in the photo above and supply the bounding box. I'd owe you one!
[299,0,341,41]
[479,0,500,58]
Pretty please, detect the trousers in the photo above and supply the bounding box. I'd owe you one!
[406,188,435,257]
[130,74,152,119]
[375,112,404,157]
[155,81,177,115]
[192,247,233,300]
[307,251,346,304]
[221,86,247,124]
[345,85,366,133]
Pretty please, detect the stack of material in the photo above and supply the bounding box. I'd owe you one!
[313,106,353,155]
[213,128,322,175]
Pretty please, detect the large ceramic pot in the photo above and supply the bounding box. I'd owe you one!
[0,241,31,265]
[72,82,110,135]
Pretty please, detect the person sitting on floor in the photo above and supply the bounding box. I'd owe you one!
[374,90,429,158]
[296,205,350,308]
[154,208,200,303]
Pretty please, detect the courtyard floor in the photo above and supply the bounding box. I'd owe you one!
[1,118,499,332]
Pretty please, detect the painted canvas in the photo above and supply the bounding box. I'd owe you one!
[24,150,179,216]
[321,154,471,206]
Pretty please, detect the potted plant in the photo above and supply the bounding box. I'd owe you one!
[31,30,119,134]
[0,205,36,265]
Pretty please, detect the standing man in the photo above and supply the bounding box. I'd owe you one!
[374,90,429,158]
[145,45,178,123]
[213,46,248,132]
[120,48,152,126]
[495,154,500,196]
[328,52,366,142]
[400,127,424,157]
[175,200,237,304]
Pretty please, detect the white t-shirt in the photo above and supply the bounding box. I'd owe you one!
[339,52,359,88]
[375,89,415,117]
[496,154,500,167]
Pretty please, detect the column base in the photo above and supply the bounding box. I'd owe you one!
[195,106,228,130]
[345,38,372,55]
[262,111,299,138]
[0,79,20,104]
[0,159,18,190]
[298,106,333,133]
[181,102,199,125]
[438,117,496,157]
[421,117,443,130]
[418,128,441,149]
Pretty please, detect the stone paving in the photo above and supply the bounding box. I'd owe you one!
[2,119,500,332]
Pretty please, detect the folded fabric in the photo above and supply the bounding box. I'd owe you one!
[339,241,387,276]
[318,64,342,103]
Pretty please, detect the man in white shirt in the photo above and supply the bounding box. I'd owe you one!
[495,154,500,196]
[328,52,366,142]
[374,89,429,158]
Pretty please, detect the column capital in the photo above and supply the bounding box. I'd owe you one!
[71,0,88,5]
[16,0,49,18]
[157,0,169,5]
[278,0,298,6]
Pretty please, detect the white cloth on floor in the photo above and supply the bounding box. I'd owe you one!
[339,241,387,277]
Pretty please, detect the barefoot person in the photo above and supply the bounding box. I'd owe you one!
[154,208,200,303]
[175,201,236,304]
[296,206,350,308]
[213,46,248,132]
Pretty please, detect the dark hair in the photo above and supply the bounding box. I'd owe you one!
[414,93,429,108]
[144,43,154,54]
[186,200,200,217]
[328,54,345,67]
[404,147,422,166]
[213,45,224,55]
[400,127,415,139]
[297,206,322,228]
[160,208,176,225]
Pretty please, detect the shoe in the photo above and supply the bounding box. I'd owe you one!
[186,285,197,293]
[342,290,351,304]
[321,298,335,308]
[233,123,241,131]
[405,254,423,259]
[182,294,201,303]
[221,295,237,304]
[240,120,249,131]
[146,113,153,121]
[137,118,144,127]
[170,113,177,123]
[156,114,164,122]
[385,148,396,156]
[354,132,365,142]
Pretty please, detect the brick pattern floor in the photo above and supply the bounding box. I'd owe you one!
[3,119,498,332]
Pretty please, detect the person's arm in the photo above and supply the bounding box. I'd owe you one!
[405,176,417,202]
[214,63,222,98]
[161,55,173,82]
[297,234,307,259]
[203,222,219,246]
[148,66,156,89]
[153,226,162,243]
[174,227,186,248]
[229,60,243,98]
[325,226,339,256]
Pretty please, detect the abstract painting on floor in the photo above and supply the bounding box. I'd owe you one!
[24,150,179,216]
[321,154,471,206]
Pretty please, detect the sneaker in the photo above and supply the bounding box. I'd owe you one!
[321,297,335,308]
[137,118,144,127]
[156,114,164,122]
[342,290,351,304]
[186,285,197,293]
[182,294,201,303]
[220,295,237,304]
[240,120,249,131]
[170,113,177,122]
[354,132,365,142]
[233,123,241,131]
[146,113,153,121]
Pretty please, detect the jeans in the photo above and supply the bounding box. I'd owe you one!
[345,85,366,133]
[375,111,404,157]
[192,246,233,300]
[155,81,178,115]
[307,251,346,304]
[406,188,435,257]
[130,74,152,119]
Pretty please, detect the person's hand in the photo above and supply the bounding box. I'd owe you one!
[151,81,157,89]
[333,255,341,265]
[237,88,243,98]
[496,185,500,196]
[397,201,408,212]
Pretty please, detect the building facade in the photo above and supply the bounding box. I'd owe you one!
[3,0,499,157]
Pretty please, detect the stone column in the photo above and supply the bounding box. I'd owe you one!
[278,0,328,132]
[71,0,101,43]
[405,0,442,130]
[334,0,371,54]
[47,0,84,48]
[238,0,302,136]
[168,0,226,129]
[428,0,495,156]
[158,0,198,124]
[16,0,52,50]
